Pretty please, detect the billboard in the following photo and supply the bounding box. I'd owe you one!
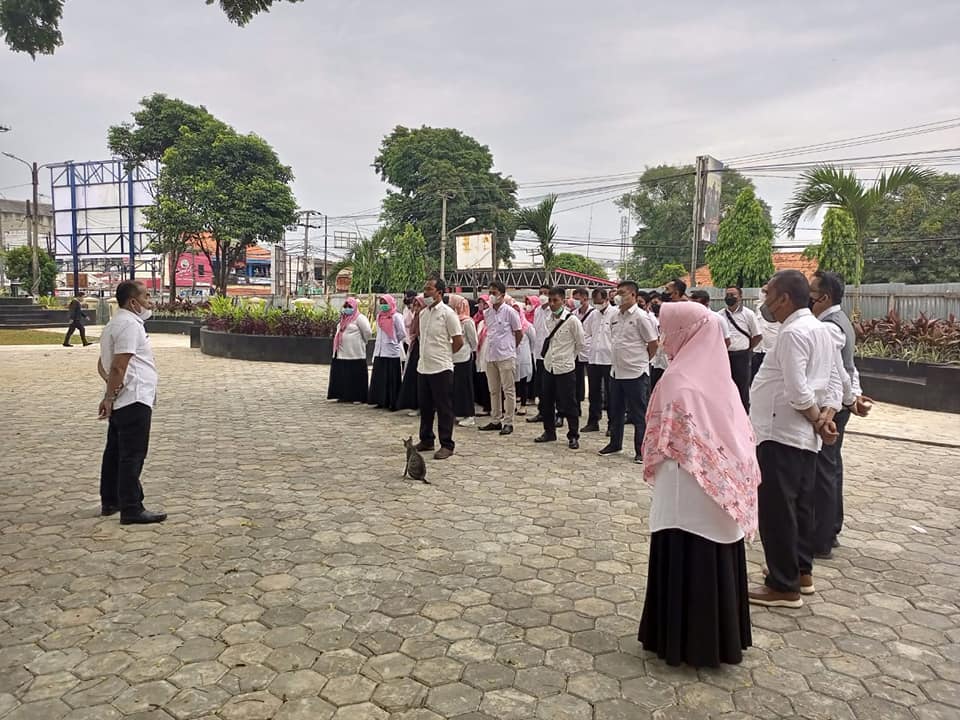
[700,157,724,244]
[455,231,494,270]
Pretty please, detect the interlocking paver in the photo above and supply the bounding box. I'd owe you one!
[2,341,959,719]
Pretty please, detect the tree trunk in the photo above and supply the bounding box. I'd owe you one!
[168,252,178,303]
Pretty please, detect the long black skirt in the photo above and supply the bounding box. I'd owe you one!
[396,340,420,410]
[453,359,476,418]
[638,529,751,667]
[474,368,490,413]
[327,358,369,403]
[369,356,402,410]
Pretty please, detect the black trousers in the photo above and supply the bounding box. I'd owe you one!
[587,363,611,425]
[574,360,587,404]
[418,370,455,450]
[728,350,752,411]
[608,375,650,455]
[539,369,579,440]
[650,366,665,391]
[813,409,850,553]
[64,321,88,345]
[533,359,544,401]
[100,402,151,513]
[757,441,817,594]
[750,352,765,381]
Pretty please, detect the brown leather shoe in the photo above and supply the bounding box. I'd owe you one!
[433,448,453,460]
[761,566,815,595]
[748,585,803,608]
[414,441,435,452]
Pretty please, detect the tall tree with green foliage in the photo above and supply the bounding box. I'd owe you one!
[4,246,56,294]
[706,187,776,288]
[374,125,519,272]
[149,119,297,296]
[616,164,768,283]
[1,0,303,58]
[516,196,558,284]
[803,207,860,284]
[781,165,935,294]
[553,252,607,280]
[651,263,688,288]
[385,224,427,293]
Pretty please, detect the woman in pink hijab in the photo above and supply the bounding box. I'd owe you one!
[368,294,407,410]
[396,295,425,413]
[473,294,492,416]
[448,294,479,426]
[637,301,760,667]
[327,297,372,403]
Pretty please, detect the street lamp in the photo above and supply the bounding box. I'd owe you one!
[439,213,476,280]
[2,152,41,296]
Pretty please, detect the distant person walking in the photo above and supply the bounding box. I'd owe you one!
[63,296,93,347]
[97,280,166,524]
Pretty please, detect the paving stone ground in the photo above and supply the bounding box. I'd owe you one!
[1,337,959,720]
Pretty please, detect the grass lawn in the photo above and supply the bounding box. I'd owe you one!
[0,329,99,346]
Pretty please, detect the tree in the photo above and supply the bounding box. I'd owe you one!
[861,174,960,284]
[384,224,427,293]
[336,224,428,295]
[516,196,558,284]
[1,0,303,58]
[650,263,688,288]
[5,246,56,295]
[706,187,776,288]
[374,125,519,272]
[781,164,935,296]
[149,119,297,296]
[553,252,608,281]
[803,207,860,284]
[617,165,768,284]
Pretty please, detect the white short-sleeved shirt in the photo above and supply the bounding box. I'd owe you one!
[100,308,158,410]
[610,304,659,379]
[418,302,463,375]
[334,314,372,361]
[453,318,478,363]
[717,306,760,352]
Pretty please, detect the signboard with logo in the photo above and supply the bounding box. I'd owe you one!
[455,231,494,270]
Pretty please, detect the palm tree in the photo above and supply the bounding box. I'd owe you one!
[517,195,558,285]
[781,164,934,298]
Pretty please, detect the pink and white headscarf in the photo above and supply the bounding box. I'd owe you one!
[334,297,359,354]
[377,294,399,340]
[641,302,761,538]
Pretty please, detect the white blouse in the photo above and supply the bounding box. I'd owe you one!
[374,314,406,358]
[516,324,536,382]
[649,459,744,544]
[453,318,479,364]
[334,314,372,361]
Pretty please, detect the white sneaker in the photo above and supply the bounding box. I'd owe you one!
[457,417,476,427]
[407,410,420,417]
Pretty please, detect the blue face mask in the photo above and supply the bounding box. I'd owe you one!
[341,307,355,316]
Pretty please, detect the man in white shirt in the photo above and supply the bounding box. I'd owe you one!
[752,290,780,380]
[808,271,873,558]
[582,287,615,433]
[573,287,593,410]
[480,280,523,435]
[526,284,553,424]
[97,280,166,524]
[719,286,762,411]
[415,277,464,460]
[599,281,659,463]
[749,270,843,609]
[535,287,585,449]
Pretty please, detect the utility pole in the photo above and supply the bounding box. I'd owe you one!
[690,156,706,289]
[439,191,453,279]
[323,214,329,296]
[0,211,5,290]
[28,163,40,296]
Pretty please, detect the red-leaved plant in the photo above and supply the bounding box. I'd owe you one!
[855,311,960,365]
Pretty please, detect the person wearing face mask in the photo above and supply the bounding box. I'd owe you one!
[449,295,479,427]
[526,285,554,424]
[752,289,780,381]
[479,281,523,435]
[599,281,659,462]
[808,271,873,558]
[748,270,843,608]
[647,293,669,391]
[573,287,592,410]
[717,286,762,412]
[414,277,464,460]
[328,297,372,403]
[397,295,425,415]
[582,288,615,433]
[535,287,585,449]
[638,301,758,667]
[368,295,407,410]
[96,280,166,524]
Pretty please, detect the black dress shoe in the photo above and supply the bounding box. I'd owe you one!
[813,550,833,560]
[414,441,435,452]
[832,537,840,548]
[499,424,514,435]
[568,439,579,450]
[581,423,600,433]
[526,414,543,423]
[598,444,622,456]
[534,433,557,443]
[101,505,120,517]
[479,422,502,431]
[120,509,167,525]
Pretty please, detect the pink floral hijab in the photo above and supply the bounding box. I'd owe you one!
[334,297,359,354]
[377,294,399,340]
[641,302,761,538]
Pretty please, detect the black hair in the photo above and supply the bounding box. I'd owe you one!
[404,289,417,299]
[814,270,845,306]
[769,270,810,309]
[648,291,662,302]
[670,278,687,296]
[547,286,566,299]
[116,280,143,307]
[591,287,607,300]
[725,285,742,295]
[539,284,551,293]
[573,286,588,298]
[489,279,506,294]
[690,289,711,305]
[427,275,446,294]
[617,280,639,296]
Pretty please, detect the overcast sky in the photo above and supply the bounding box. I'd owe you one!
[2,0,959,263]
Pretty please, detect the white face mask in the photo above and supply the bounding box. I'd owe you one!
[611,296,620,306]
[422,295,435,307]
[138,308,153,321]
[593,302,606,310]
[538,295,548,305]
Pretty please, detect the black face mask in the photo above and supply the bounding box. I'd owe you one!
[808,298,817,311]
[660,296,670,303]
[724,296,738,307]
[651,303,661,316]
